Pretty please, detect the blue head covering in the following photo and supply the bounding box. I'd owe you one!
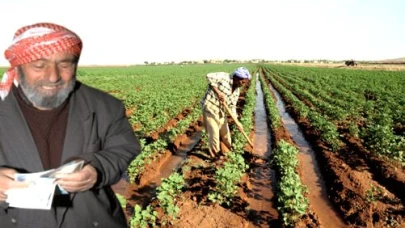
[232,67,251,79]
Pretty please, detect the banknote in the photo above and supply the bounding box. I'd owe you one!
[6,177,56,210]
[5,160,85,209]
[42,160,85,178]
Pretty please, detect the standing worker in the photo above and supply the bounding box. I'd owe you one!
[0,22,141,227]
[201,67,251,158]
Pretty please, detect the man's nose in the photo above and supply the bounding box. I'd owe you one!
[47,63,61,82]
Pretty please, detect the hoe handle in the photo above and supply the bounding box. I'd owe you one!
[222,102,254,148]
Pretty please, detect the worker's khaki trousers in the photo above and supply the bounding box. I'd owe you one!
[203,110,232,154]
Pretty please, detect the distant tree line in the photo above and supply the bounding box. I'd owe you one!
[141,59,374,66]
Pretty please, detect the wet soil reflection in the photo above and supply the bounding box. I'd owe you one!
[246,75,279,227]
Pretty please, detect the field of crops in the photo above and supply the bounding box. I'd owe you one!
[1,63,404,227]
[260,65,405,227]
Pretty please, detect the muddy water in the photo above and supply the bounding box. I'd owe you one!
[246,75,279,227]
[126,131,202,207]
[268,83,346,228]
[253,76,272,159]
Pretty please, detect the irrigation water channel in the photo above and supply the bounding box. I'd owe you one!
[244,75,279,227]
[124,131,202,208]
[268,81,346,228]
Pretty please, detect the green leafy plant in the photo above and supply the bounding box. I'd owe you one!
[129,204,158,228]
[348,121,360,138]
[208,152,248,206]
[366,184,384,203]
[273,140,309,227]
[156,173,185,224]
[361,113,405,163]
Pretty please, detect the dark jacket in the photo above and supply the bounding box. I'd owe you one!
[0,82,141,228]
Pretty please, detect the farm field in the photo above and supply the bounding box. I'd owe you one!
[1,63,404,227]
[273,62,405,71]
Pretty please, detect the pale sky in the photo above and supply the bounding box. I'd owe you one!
[0,0,404,66]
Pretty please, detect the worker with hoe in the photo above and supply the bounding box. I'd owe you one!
[200,67,251,158]
[0,22,141,227]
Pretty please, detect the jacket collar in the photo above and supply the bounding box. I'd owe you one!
[0,82,92,171]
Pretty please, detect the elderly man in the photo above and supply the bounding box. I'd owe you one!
[201,67,251,158]
[0,23,141,227]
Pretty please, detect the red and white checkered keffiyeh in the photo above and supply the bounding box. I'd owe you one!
[0,22,82,100]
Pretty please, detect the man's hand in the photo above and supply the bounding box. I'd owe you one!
[211,86,226,104]
[0,168,29,202]
[55,164,98,193]
[216,91,225,104]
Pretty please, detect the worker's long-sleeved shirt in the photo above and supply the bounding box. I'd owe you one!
[201,72,239,117]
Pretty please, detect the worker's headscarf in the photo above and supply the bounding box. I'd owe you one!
[0,22,82,100]
[232,67,251,80]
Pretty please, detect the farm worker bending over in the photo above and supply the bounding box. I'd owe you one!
[0,22,141,228]
[201,67,251,158]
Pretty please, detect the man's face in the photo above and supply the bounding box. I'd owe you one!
[17,52,78,110]
[234,77,250,87]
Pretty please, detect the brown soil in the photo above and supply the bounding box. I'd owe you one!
[173,198,250,227]
[340,131,405,203]
[267,68,405,227]
[115,69,405,228]
[136,151,173,187]
[172,154,252,228]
